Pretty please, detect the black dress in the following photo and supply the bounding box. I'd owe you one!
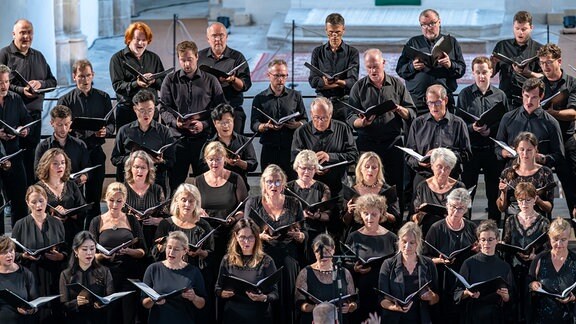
[424,219,477,324]
[286,180,331,263]
[502,214,549,323]
[413,180,465,238]
[379,253,439,324]
[499,166,555,218]
[143,262,206,324]
[0,265,39,324]
[454,253,515,324]
[244,195,306,324]
[59,263,114,324]
[295,265,355,324]
[345,230,398,323]
[88,214,146,324]
[529,250,576,324]
[215,254,279,323]
[125,182,165,250]
[37,180,86,247]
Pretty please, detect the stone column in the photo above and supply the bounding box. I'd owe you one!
[66,0,87,72]
[54,0,71,85]
[113,0,131,35]
[99,0,114,36]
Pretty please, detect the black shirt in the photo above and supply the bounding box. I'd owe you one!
[57,87,115,149]
[0,91,32,153]
[456,84,510,147]
[495,106,564,166]
[396,34,466,107]
[405,112,472,173]
[111,120,175,168]
[0,41,57,112]
[251,86,308,148]
[492,38,542,102]
[200,132,258,179]
[198,46,252,109]
[159,69,226,138]
[308,41,360,98]
[109,46,165,104]
[34,134,90,173]
[291,119,359,194]
[541,70,576,139]
[348,73,416,144]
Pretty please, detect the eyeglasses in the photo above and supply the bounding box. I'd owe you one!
[75,74,93,79]
[312,116,330,122]
[448,204,467,213]
[131,165,148,171]
[135,108,154,115]
[270,74,288,79]
[298,165,315,172]
[420,21,439,29]
[479,237,497,243]
[215,120,233,126]
[517,198,535,204]
[237,235,255,242]
[539,59,558,66]
[265,180,282,187]
[426,100,444,107]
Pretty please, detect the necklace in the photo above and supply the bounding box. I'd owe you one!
[361,180,379,188]
[446,218,464,231]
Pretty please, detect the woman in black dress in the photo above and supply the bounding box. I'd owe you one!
[0,235,39,324]
[529,218,576,324]
[497,132,555,220]
[342,152,400,237]
[286,149,331,263]
[245,164,306,324]
[143,231,206,324]
[89,182,146,324]
[36,148,86,246]
[12,185,67,322]
[379,222,439,324]
[215,218,278,323]
[412,148,466,237]
[455,220,514,324]
[424,188,477,324]
[295,233,356,324]
[124,150,166,250]
[59,231,114,324]
[345,193,397,322]
[502,182,550,323]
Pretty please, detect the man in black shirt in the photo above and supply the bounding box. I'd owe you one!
[396,9,466,115]
[58,59,114,221]
[198,22,252,134]
[457,56,509,222]
[109,22,165,129]
[0,64,32,226]
[0,19,57,185]
[113,90,175,194]
[406,84,471,189]
[348,48,416,212]
[492,11,543,107]
[160,40,225,193]
[537,44,576,214]
[292,97,358,196]
[251,59,308,179]
[308,13,359,122]
[35,105,89,182]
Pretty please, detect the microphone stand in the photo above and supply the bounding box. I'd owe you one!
[323,244,360,324]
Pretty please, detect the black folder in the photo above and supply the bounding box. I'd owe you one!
[96,238,138,256]
[47,202,94,220]
[128,279,187,302]
[66,283,134,305]
[457,101,506,127]
[340,242,397,267]
[303,62,357,81]
[418,203,448,216]
[492,52,537,69]
[10,238,64,257]
[373,281,431,307]
[341,100,397,119]
[199,61,247,79]
[404,35,453,67]
[284,188,340,213]
[125,199,171,220]
[424,241,472,262]
[497,232,548,254]
[0,289,60,309]
[297,287,358,305]
[221,266,283,294]
[445,266,508,296]
[248,208,303,236]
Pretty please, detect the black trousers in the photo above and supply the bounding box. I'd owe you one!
[85,146,106,225]
[260,145,296,180]
[557,135,576,213]
[169,137,206,194]
[0,156,28,226]
[21,110,41,185]
[461,147,503,222]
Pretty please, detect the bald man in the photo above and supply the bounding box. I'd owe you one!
[348,48,416,218]
[0,19,57,184]
[198,22,251,134]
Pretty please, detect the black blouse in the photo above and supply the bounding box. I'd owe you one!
[0,265,38,324]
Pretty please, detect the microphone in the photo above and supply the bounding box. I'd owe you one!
[315,243,325,260]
